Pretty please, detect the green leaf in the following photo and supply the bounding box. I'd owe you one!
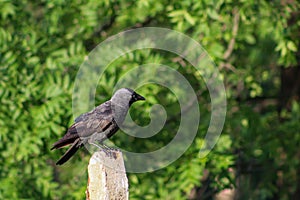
[287,41,297,52]
[184,12,196,25]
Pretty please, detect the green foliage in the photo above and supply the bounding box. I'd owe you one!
[1,0,300,199]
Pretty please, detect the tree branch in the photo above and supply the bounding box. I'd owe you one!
[223,8,240,60]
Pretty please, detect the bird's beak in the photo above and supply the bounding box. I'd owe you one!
[135,93,145,101]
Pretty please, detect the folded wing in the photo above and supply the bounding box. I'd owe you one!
[51,101,113,150]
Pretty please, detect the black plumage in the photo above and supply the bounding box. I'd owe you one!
[51,88,145,165]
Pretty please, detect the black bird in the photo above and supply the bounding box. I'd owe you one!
[51,88,145,165]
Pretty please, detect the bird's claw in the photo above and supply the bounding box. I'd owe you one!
[101,144,119,158]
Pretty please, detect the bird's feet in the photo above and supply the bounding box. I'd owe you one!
[101,144,120,158]
[90,142,119,158]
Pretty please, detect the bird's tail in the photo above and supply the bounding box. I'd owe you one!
[56,138,82,165]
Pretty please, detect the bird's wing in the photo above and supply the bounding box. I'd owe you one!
[51,101,114,149]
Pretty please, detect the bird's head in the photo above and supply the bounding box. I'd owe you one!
[111,88,145,108]
[111,88,145,125]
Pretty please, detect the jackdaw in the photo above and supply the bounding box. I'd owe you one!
[51,88,145,165]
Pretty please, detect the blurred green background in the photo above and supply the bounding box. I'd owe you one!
[1,0,300,199]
